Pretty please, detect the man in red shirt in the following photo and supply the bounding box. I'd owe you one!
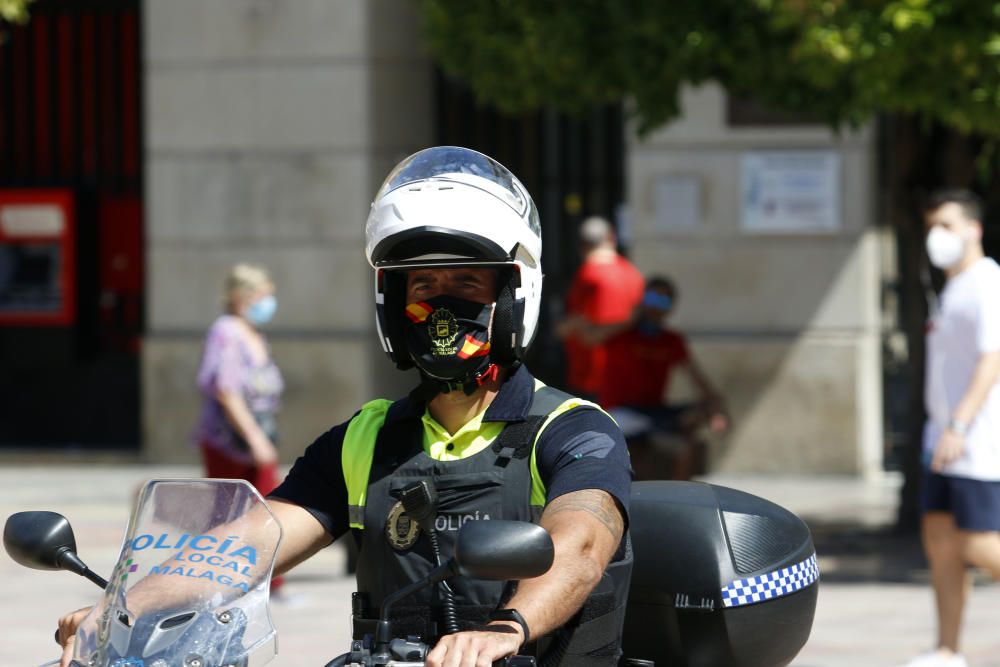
[573,276,728,478]
[558,216,645,398]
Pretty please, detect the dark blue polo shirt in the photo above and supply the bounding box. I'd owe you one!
[270,365,633,542]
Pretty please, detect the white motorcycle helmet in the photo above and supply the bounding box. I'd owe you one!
[365,146,543,372]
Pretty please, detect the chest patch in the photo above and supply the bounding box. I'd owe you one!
[386,500,420,551]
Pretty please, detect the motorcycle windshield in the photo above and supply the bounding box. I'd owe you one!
[71,479,281,667]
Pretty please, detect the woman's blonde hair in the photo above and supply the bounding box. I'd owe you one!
[223,263,272,312]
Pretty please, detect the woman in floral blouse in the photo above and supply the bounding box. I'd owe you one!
[194,263,284,501]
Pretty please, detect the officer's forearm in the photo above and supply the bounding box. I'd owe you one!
[496,490,625,642]
[267,499,336,575]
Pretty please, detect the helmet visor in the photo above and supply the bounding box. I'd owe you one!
[375,146,541,239]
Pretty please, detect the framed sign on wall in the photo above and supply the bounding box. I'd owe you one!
[740,151,841,234]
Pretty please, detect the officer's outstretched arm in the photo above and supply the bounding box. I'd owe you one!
[267,499,338,575]
[426,488,625,667]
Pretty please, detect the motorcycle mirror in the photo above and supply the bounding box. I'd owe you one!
[3,511,108,589]
[4,511,78,570]
[454,520,553,581]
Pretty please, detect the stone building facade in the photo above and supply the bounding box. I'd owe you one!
[140,1,883,475]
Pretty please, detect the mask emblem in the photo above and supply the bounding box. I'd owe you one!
[428,308,460,356]
[404,295,494,382]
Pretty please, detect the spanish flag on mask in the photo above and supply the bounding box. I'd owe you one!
[405,301,433,323]
[456,334,491,359]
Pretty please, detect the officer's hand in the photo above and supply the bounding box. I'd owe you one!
[931,429,965,472]
[57,606,92,667]
[426,623,523,667]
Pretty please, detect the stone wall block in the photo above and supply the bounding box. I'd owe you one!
[148,66,368,152]
[255,67,368,150]
[631,237,877,332]
[369,64,434,151]
[146,0,366,64]
[148,69,255,151]
[688,336,865,474]
[366,0,431,59]
[148,247,370,332]
[148,154,371,243]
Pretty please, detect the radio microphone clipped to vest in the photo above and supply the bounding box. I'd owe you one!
[398,479,460,635]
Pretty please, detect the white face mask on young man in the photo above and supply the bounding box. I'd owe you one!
[926,226,968,270]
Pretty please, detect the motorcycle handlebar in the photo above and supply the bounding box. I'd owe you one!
[323,653,535,666]
[498,657,536,667]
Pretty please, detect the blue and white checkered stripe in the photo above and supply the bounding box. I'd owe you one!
[720,553,819,608]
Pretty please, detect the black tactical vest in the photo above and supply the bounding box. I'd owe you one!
[346,385,633,667]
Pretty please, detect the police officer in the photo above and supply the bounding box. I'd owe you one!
[58,147,633,667]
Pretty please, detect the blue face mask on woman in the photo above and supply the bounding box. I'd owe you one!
[247,294,277,326]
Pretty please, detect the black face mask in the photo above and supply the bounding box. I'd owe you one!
[403,295,495,383]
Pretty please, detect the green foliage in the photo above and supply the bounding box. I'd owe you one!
[0,0,33,24]
[420,0,1000,137]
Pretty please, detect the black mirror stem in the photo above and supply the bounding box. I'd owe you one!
[57,548,108,589]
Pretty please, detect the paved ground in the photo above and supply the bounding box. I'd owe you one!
[1,464,998,666]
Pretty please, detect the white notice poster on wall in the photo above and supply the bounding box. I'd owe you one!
[740,151,841,233]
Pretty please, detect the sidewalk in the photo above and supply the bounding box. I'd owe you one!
[1,464,998,666]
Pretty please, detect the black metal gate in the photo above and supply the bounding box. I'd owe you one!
[435,72,626,384]
[0,0,143,448]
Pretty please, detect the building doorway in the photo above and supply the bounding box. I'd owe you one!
[0,0,143,448]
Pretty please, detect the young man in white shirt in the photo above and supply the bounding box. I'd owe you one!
[904,189,1000,667]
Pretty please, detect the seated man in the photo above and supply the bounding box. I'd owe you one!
[569,276,728,480]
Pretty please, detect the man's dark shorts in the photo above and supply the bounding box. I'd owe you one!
[922,470,1000,532]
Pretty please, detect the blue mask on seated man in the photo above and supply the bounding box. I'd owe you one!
[642,291,672,311]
